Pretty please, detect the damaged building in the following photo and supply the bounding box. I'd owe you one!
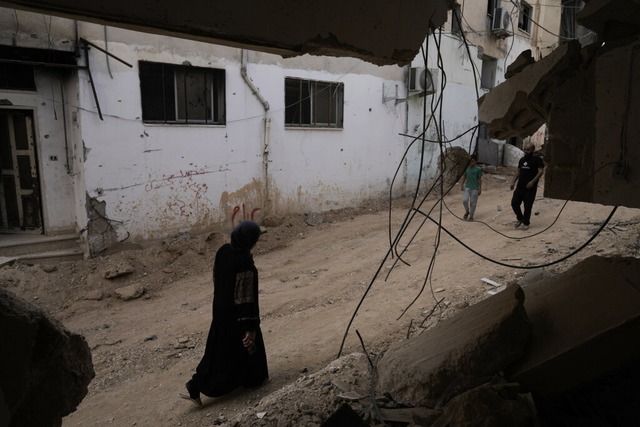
[1,0,640,426]
[0,1,560,260]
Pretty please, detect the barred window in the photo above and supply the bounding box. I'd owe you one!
[285,77,344,128]
[139,61,225,125]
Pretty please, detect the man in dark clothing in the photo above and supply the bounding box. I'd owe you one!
[181,220,269,406]
[510,143,545,231]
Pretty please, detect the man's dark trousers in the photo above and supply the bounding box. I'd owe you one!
[511,186,537,226]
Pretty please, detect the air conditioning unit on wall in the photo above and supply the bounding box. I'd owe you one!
[491,7,513,38]
[408,67,438,94]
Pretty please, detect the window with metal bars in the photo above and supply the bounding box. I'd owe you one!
[284,77,344,128]
[139,61,225,125]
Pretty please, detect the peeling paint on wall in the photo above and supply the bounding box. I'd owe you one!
[86,196,118,256]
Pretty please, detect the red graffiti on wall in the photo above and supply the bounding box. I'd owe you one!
[144,169,206,192]
[147,168,209,218]
[231,203,262,226]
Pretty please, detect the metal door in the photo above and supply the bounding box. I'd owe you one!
[0,109,43,232]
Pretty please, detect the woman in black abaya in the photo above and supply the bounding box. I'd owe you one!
[181,221,269,406]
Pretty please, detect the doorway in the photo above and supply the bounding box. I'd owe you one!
[0,109,43,233]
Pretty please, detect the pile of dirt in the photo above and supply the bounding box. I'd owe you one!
[2,169,640,427]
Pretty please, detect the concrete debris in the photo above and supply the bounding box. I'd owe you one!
[103,262,135,279]
[480,277,502,288]
[337,391,364,401]
[114,284,145,301]
[431,383,536,427]
[83,289,104,301]
[478,40,582,139]
[0,256,16,267]
[376,283,531,406]
[40,264,58,273]
[508,255,640,396]
[504,49,536,79]
[377,406,439,424]
[330,379,350,392]
[0,288,94,427]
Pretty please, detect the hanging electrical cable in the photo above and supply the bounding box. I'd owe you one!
[417,205,618,270]
[337,4,624,358]
[443,161,620,240]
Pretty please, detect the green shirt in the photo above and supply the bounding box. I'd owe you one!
[464,165,483,190]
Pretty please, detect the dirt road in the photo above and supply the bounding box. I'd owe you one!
[3,171,639,426]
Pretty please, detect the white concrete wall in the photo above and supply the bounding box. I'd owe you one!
[0,3,561,243]
[73,23,409,240]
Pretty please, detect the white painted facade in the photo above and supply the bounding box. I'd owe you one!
[0,4,560,254]
[405,0,561,165]
[0,9,418,252]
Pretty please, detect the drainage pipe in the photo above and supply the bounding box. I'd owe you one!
[240,50,271,217]
[241,50,269,111]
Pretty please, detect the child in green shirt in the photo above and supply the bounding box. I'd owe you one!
[460,154,483,221]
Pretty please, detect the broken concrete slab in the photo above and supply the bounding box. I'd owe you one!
[376,283,531,407]
[504,49,536,79]
[0,288,94,427]
[507,256,640,396]
[478,40,582,140]
[4,0,453,66]
[544,36,640,208]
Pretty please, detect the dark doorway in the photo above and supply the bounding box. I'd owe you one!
[0,109,43,233]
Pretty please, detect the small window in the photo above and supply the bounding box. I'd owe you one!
[518,2,533,33]
[0,63,36,91]
[481,57,497,90]
[285,78,344,128]
[139,61,225,125]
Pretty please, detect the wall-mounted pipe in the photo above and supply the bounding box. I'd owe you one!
[240,49,271,217]
[241,50,269,111]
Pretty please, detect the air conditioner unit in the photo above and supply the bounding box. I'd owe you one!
[409,67,438,94]
[491,7,512,38]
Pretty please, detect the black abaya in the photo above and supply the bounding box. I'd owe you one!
[187,224,268,398]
